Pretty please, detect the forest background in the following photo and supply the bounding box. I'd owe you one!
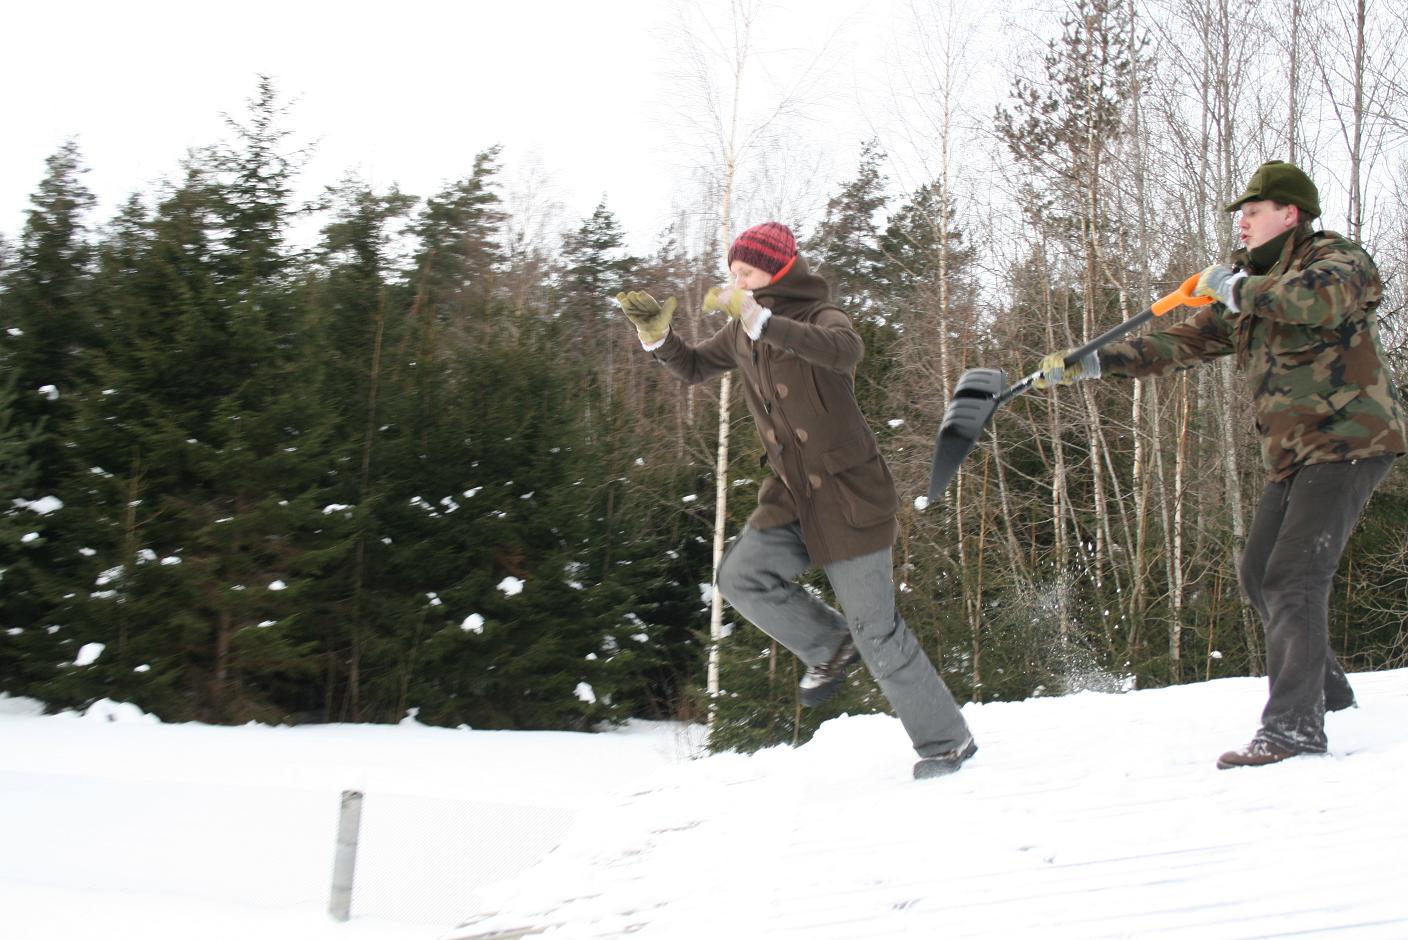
[3,0,1407,751]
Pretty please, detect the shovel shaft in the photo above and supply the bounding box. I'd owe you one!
[1063,308,1155,368]
[925,274,1208,503]
[1061,275,1205,368]
[996,372,1040,406]
[987,309,1155,410]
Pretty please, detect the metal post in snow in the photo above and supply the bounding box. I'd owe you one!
[329,789,363,921]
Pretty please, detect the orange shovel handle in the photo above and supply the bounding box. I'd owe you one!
[1152,273,1212,316]
[1058,273,1210,370]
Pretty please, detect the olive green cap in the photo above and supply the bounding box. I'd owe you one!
[1226,160,1321,218]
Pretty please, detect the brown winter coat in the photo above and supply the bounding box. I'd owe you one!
[650,255,899,566]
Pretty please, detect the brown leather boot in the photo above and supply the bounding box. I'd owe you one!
[1216,737,1302,770]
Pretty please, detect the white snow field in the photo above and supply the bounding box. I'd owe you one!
[3,670,1406,940]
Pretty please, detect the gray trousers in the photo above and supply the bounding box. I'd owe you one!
[1239,455,1394,751]
[717,523,970,757]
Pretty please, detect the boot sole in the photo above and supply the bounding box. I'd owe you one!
[914,739,978,779]
[1216,746,1323,770]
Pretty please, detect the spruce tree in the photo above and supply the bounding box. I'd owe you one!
[188,79,330,721]
[805,140,889,320]
[558,202,639,402]
[803,141,899,427]
[0,141,101,699]
[383,337,620,729]
[1,141,96,456]
[43,81,331,721]
[0,370,45,691]
[300,176,417,721]
[408,147,507,335]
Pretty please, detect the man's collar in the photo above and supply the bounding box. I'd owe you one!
[1236,221,1314,274]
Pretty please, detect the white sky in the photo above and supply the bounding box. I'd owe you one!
[1,0,942,257]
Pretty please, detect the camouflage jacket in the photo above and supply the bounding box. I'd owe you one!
[1100,224,1407,481]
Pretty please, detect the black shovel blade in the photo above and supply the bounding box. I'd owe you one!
[926,368,1007,502]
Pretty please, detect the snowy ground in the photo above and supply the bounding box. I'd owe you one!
[3,671,1407,940]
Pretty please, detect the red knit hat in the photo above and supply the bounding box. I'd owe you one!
[728,222,797,276]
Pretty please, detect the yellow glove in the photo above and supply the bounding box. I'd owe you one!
[703,286,770,339]
[1032,349,1101,390]
[703,285,747,317]
[615,291,675,344]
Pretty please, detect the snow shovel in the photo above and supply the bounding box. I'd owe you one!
[925,273,1211,502]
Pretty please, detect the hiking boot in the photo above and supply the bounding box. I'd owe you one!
[1326,692,1357,713]
[798,635,861,707]
[1216,737,1302,770]
[913,737,978,780]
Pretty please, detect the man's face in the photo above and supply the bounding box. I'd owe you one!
[1237,199,1300,249]
[729,260,772,291]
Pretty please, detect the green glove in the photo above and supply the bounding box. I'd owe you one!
[702,285,747,317]
[616,291,676,344]
[703,286,770,338]
[1033,349,1101,389]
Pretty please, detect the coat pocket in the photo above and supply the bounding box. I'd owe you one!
[821,439,899,528]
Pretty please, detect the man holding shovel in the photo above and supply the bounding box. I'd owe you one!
[1036,161,1406,769]
[616,222,976,779]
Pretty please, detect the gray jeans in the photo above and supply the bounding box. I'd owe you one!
[1240,455,1395,751]
[717,523,970,757]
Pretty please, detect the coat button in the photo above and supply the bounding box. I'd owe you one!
[775,383,789,399]
[808,473,822,489]
[795,428,808,443]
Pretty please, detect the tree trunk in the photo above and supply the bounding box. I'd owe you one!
[120,447,141,658]
[349,290,388,723]
[706,373,732,729]
[1171,372,1191,678]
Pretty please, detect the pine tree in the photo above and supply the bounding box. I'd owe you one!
[0,370,45,691]
[185,79,330,721]
[805,140,889,320]
[408,147,507,339]
[802,141,898,426]
[1,141,97,454]
[298,176,417,721]
[0,141,100,698]
[558,201,639,407]
[41,81,332,721]
[380,338,615,728]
